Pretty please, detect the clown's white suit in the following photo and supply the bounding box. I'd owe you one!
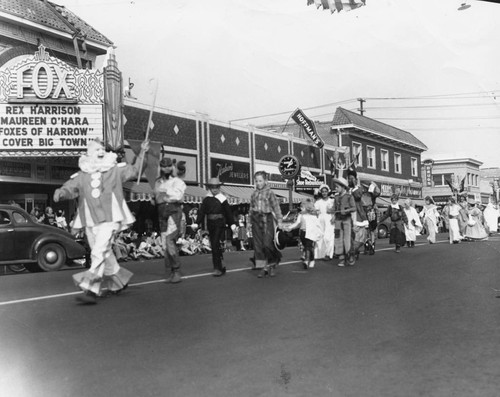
[54,139,148,303]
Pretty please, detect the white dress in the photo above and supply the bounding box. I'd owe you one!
[483,203,499,233]
[314,198,335,259]
[448,204,462,243]
[404,206,422,242]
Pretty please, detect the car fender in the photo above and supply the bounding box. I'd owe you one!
[31,233,86,260]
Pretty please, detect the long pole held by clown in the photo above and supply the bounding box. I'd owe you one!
[136,78,159,185]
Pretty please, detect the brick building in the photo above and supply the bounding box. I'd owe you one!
[330,108,427,205]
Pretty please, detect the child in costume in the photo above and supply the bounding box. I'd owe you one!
[364,203,379,255]
[153,158,187,283]
[193,177,237,277]
[53,138,149,304]
[403,198,422,248]
[379,194,409,253]
[332,176,356,266]
[286,199,322,269]
[249,171,283,278]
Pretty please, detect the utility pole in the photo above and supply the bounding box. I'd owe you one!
[357,98,365,116]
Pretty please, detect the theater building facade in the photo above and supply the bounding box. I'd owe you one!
[0,0,113,215]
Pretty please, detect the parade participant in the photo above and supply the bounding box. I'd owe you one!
[154,158,187,284]
[193,177,237,277]
[236,214,248,251]
[332,176,356,266]
[444,197,462,244]
[403,198,422,248]
[420,196,440,244]
[347,168,369,260]
[379,194,408,253]
[457,194,469,236]
[314,183,335,260]
[364,203,379,255]
[249,171,283,278]
[286,199,322,269]
[53,138,149,304]
[483,202,499,235]
[464,200,489,241]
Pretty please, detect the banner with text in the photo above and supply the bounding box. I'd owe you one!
[291,108,324,149]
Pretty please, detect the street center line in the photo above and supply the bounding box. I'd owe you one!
[0,241,449,307]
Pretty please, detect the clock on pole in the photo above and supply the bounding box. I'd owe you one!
[278,154,300,179]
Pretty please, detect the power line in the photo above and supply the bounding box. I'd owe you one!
[366,103,500,110]
[377,116,500,121]
[363,89,500,100]
[229,98,357,122]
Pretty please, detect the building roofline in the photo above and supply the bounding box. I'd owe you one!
[430,158,484,166]
[331,123,428,152]
[0,10,111,52]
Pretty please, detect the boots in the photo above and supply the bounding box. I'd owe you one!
[170,270,182,284]
[76,291,97,304]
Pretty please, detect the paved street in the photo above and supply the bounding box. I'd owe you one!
[1,234,500,397]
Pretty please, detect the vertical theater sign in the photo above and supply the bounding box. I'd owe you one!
[0,45,105,157]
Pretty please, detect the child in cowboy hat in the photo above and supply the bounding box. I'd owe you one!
[331,176,356,266]
[193,177,237,277]
[154,157,187,283]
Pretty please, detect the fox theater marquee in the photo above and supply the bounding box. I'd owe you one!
[0,45,103,155]
[0,45,112,213]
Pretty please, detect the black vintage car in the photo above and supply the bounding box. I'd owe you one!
[0,204,87,272]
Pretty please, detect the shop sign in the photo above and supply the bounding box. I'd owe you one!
[0,45,104,155]
[367,180,422,198]
[211,158,250,185]
[0,160,31,178]
[51,165,78,181]
[424,164,433,187]
[295,169,324,191]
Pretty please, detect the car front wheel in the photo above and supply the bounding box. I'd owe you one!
[38,243,67,272]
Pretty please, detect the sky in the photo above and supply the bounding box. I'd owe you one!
[57,0,500,167]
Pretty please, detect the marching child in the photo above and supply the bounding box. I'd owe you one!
[332,176,356,266]
[285,199,322,269]
[364,203,379,255]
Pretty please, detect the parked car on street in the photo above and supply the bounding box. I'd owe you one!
[0,204,88,272]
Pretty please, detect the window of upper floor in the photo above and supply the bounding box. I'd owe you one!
[366,146,375,169]
[380,149,389,171]
[352,142,362,167]
[411,157,418,177]
[394,153,402,174]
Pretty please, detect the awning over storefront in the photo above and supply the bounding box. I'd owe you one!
[221,185,254,204]
[375,197,425,207]
[123,181,154,202]
[123,182,209,204]
[184,185,209,203]
[275,189,313,203]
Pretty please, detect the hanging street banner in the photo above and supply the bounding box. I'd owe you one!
[0,45,104,157]
[291,108,324,149]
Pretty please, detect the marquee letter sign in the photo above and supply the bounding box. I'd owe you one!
[0,45,104,157]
